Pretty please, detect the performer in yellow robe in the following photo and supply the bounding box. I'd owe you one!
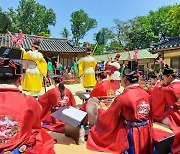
[78,46,97,91]
[21,37,47,93]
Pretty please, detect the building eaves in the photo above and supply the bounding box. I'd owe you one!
[0,33,85,53]
[149,36,180,53]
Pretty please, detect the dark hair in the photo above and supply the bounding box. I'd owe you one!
[126,76,138,84]
[58,82,65,99]
[53,77,61,84]
[123,68,139,84]
[165,74,177,79]
[95,72,106,80]
[0,75,20,84]
[52,77,65,98]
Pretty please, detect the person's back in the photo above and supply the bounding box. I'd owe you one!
[82,56,97,87]
[87,68,153,154]
[39,78,76,133]
[0,88,54,153]
[0,48,54,153]
[151,65,180,153]
[78,46,97,90]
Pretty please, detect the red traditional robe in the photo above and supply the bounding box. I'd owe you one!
[87,84,153,154]
[151,79,180,153]
[105,62,120,89]
[38,86,76,133]
[79,79,116,111]
[147,80,162,95]
[0,87,54,153]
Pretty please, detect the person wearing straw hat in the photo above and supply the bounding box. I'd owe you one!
[21,36,47,96]
[78,43,97,92]
[0,48,55,153]
[86,65,153,153]
[150,64,180,153]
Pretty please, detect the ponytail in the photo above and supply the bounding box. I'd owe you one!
[58,82,65,99]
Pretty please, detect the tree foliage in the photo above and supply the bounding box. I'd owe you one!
[112,5,179,50]
[0,10,11,33]
[70,9,97,45]
[6,0,56,35]
[60,27,71,38]
[168,4,180,36]
[108,40,123,51]
[38,32,50,37]
[99,27,115,44]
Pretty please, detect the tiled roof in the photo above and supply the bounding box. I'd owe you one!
[93,49,157,62]
[149,36,180,53]
[0,33,85,53]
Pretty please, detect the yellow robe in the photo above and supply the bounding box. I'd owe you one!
[22,50,47,92]
[78,56,97,88]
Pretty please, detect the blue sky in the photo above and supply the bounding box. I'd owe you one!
[0,0,179,43]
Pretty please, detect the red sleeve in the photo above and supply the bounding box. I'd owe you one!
[22,96,42,133]
[87,96,128,153]
[147,86,153,95]
[79,84,106,111]
[38,88,58,120]
[79,101,87,111]
[150,88,167,122]
[90,84,106,98]
[25,97,55,154]
[65,88,76,107]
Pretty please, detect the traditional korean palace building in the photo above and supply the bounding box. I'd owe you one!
[149,36,180,70]
[0,33,86,67]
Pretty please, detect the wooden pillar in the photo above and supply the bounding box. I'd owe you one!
[57,54,60,62]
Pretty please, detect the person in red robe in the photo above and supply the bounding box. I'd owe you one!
[151,65,180,153]
[79,70,117,112]
[105,53,121,89]
[86,67,153,154]
[146,71,162,95]
[0,48,54,153]
[38,76,76,133]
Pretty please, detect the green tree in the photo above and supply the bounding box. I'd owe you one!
[60,27,71,38]
[168,4,180,36]
[113,19,129,47]
[91,43,106,55]
[108,40,123,51]
[0,10,11,33]
[7,0,56,35]
[70,9,97,45]
[113,5,178,50]
[98,27,115,44]
[148,5,175,38]
[38,32,50,37]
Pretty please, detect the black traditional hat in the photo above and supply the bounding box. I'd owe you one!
[95,70,107,79]
[163,64,174,75]
[127,60,138,72]
[0,48,36,78]
[123,60,140,82]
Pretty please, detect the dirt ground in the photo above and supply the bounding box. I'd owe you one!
[21,83,124,107]
[21,83,86,106]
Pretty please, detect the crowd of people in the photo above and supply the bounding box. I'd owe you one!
[0,38,179,154]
